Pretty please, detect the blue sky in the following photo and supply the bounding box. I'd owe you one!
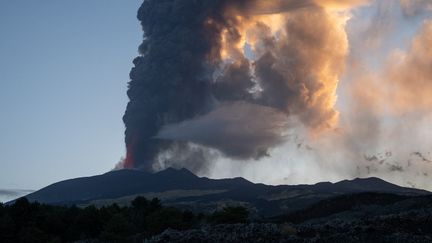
[0,0,142,200]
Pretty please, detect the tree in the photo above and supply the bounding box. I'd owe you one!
[70,205,102,239]
[100,213,134,242]
[149,198,162,212]
[209,206,249,224]
[131,196,149,210]
[146,207,184,234]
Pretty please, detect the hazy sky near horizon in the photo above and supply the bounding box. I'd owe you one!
[0,0,142,201]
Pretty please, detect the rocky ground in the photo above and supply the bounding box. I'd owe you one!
[145,209,432,243]
[72,194,432,242]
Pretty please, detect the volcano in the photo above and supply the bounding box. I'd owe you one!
[17,168,429,216]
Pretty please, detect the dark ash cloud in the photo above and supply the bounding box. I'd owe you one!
[122,0,348,171]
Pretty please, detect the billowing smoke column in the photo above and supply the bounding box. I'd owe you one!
[122,0,354,171]
[123,0,219,170]
[120,0,432,191]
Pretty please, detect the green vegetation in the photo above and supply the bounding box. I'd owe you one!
[0,197,249,242]
[209,206,249,224]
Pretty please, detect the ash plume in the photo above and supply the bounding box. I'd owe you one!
[400,0,432,16]
[320,1,432,190]
[122,0,350,171]
[123,0,224,170]
[156,101,290,160]
[120,0,432,191]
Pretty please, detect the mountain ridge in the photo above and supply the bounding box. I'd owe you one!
[15,168,430,216]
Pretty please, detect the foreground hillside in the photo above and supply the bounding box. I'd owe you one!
[148,193,432,242]
[21,168,429,216]
[4,168,432,242]
[2,193,432,242]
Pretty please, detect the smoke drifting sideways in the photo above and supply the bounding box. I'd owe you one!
[121,0,353,171]
[323,0,432,190]
[400,0,432,16]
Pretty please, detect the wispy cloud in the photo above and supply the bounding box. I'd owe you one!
[0,189,34,203]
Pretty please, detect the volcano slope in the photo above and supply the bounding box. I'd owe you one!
[20,168,429,217]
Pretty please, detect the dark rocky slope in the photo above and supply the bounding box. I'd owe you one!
[20,168,429,216]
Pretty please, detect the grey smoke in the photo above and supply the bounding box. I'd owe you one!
[400,0,432,17]
[122,0,341,171]
[156,101,290,160]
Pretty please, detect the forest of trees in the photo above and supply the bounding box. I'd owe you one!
[0,197,249,242]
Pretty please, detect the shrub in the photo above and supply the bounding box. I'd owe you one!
[209,206,249,224]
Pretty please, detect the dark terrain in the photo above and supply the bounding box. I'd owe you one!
[21,168,428,216]
[147,189,432,242]
[3,168,431,242]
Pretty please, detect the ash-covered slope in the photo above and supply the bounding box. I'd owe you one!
[22,168,251,205]
[20,168,429,215]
